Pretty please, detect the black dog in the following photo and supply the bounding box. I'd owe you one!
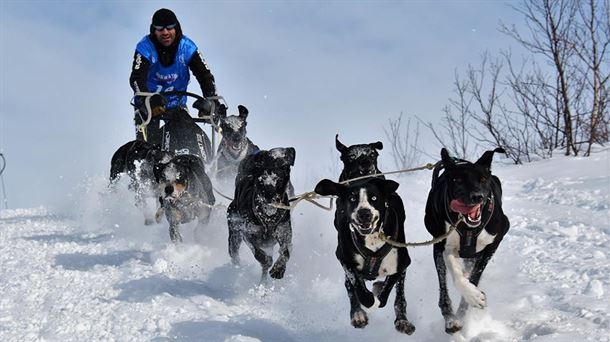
[110,140,173,225]
[154,154,216,243]
[227,148,295,282]
[314,178,416,335]
[335,134,383,182]
[424,148,509,334]
[213,105,259,180]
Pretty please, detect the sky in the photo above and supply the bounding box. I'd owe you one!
[0,1,528,209]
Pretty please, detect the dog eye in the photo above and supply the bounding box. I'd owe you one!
[349,196,357,202]
[370,196,377,201]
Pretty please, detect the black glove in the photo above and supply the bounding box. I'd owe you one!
[140,94,166,118]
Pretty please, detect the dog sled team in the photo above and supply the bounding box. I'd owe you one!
[109,8,511,336]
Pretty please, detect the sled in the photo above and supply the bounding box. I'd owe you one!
[132,91,226,164]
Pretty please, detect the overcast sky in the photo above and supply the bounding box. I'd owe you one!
[0,1,527,209]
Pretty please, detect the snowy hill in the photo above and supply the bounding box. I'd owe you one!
[0,148,608,341]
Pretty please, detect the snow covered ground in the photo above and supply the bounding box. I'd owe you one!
[1,147,608,341]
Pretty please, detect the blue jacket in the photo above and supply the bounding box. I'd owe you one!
[135,35,198,109]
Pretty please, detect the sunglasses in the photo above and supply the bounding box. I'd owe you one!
[153,23,177,31]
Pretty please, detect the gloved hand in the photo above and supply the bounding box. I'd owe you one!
[148,94,166,117]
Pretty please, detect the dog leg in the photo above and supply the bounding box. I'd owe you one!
[375,274,400,308]
[342,268,368,328]
[269,221,292,279]
[393,270,415,335]
[341,263,376,309]
[434,243,462,333]
[227,214,244,265]
[246,242,273,283]
[445,247,487,311]
[169,222,183,243]
[456,244,498,318]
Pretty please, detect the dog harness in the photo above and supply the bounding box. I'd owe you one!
[349,208,399,280]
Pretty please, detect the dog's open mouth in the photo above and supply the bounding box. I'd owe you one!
[450,199,482,226]
[229,140,243,151]
[350,220,379,236]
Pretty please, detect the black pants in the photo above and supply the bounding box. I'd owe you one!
[134,115,163,146]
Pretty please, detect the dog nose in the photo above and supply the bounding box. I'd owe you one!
[165,185,174,196]
[357,209,372,222]
[470,194,484,203]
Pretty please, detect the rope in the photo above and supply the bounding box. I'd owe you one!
[337,162,438,185]
[271,162,439,211]
[378,215,464,248]
[212,185,234,202]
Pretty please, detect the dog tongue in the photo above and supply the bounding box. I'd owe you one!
[450,200,481,217]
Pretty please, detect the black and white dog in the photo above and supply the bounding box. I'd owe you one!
[109,140,173,225]
[213,105,259,180]
[424,148,509,334]
[227,147,295,282]
[154,154,216,243]
[315,178,415,334]
[335,134,383,182]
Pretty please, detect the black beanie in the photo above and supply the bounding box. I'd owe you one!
[149,8,183,46]
[152,8,178,27]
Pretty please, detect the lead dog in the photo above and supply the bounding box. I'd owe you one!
[154,154,215,243]
[315,178,416,335]
[227,148,295,282]
[109,140,173,225]
[213,105,259,181]
[335,134,383,182]
[424,148,509,333]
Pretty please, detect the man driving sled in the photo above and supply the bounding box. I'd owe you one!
[129,8,226,145]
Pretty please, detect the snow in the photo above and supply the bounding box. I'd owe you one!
[224,116,244,131]
[0,148,608,341]
[347,146,375,160]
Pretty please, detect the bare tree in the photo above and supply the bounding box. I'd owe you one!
[502,0,582,156]
[383,112,422,169]
[420,71,477,160]
[570,0,610,155]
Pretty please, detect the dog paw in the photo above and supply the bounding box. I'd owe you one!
[395,319,415,335]
[462,284,487,309]
[269,264,286,279]
[351,310,368,328]
[444,317,463,334]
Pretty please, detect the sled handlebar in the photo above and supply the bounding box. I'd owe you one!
[132,91,227,129]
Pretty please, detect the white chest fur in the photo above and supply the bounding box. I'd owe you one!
[444,222,497,255]
[353,232,398,277]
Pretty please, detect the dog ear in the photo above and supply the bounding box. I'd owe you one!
[371,178,399,195]
[335,134,348,154]
[441,148,454,168]
[370,141,383,150]
[286,147,296,166]
[314,179,344,196]
[475,147,506,167]
[238,105,249,118]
